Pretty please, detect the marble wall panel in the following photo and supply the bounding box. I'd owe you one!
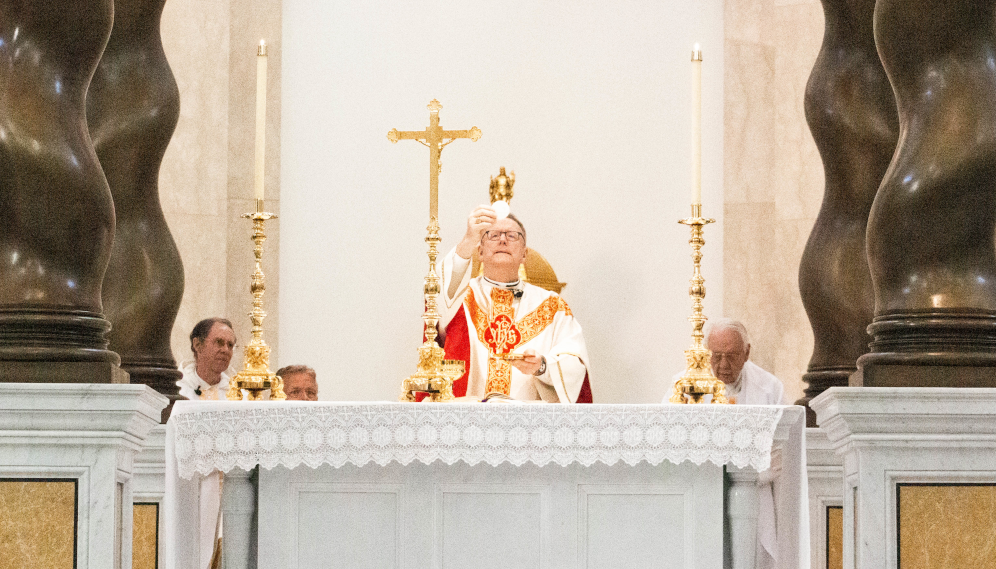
[769,3,824,222]
[827,506,842,569]
[724,41,776,205]
[160,0,232,369]
[164,216,228,369]
[158,0,282,375]
[724,0,824,404]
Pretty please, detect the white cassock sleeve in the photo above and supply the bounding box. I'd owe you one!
[536,353,586,403]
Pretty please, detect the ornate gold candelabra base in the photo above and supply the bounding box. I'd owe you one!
[400,218,465,402]
[670,204,728,405]
[399,343,465,402]
[226,201,286,401]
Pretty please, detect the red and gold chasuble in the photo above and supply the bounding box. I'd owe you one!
[465,287,572,395]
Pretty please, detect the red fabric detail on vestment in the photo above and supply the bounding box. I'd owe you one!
[442,305,471,397]
[576,373,593,403]
[483,313,521,355]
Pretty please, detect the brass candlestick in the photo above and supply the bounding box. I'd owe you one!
[670,204,728,404]
[399,218,465,401]
[226,199,286,401]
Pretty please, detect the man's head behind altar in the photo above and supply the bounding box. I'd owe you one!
[478,213,527,282]
[704,318,751,385]
[277,364,319,401]
[190,317,236,378]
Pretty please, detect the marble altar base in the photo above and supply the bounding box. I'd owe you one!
[812,387,996,569]
[165,402,808,569]
[0,384,167,569]
[805,427,843,569]
[256,460,719,569]
[133,424,167,569]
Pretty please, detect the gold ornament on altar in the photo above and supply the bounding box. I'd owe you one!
[389,100,480,402]
[669,204,728,404]
[226,200,286,401]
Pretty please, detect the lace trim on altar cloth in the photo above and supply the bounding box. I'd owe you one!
[170,403,784,479]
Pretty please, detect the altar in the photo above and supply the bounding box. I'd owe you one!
[164,402,807,569]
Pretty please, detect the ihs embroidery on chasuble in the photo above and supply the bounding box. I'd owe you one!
[465,288,572,395]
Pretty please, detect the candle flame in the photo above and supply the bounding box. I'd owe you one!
[258,39,267,56]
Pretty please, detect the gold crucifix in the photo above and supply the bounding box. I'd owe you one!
[388,99,482,220]
[389,100,481,402]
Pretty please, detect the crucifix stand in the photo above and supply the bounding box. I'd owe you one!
[389,99,481,402]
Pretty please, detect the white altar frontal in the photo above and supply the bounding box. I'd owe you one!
[164,402,808,569]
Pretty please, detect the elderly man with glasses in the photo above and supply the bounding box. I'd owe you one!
[437,204,593,403]
[665,318,785,405]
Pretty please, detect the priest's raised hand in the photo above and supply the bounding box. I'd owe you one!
[454,203,498,260]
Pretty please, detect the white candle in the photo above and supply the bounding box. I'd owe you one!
[254,40,268,201]
[691,43,702,206]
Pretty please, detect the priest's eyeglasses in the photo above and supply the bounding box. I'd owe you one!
[483,230,524,243]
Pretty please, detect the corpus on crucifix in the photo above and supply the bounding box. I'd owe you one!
[389,99,481,402]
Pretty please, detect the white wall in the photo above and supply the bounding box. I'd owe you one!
[280,0,725,403]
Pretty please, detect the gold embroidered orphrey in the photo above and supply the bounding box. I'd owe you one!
[465,287,572,395]
[391,100,482,402]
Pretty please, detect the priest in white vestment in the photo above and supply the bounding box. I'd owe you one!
[177,317,237,401]
[439,205,592,402]
[665,318,785,569]
[664,318,785,405]
[176,317,238,569]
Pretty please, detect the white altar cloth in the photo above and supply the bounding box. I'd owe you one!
[164,402,808,568]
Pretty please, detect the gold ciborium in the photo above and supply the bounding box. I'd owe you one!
[670,204,728,404]
[226,200,286,401]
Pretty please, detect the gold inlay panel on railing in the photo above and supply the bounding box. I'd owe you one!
[133,503,159,569]
[898,484,996,569]
[826,506,843,569]
[0,479,77,569]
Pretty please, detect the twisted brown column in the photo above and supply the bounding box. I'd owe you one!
[87,0,184,418]
[858,0,996,385]
[797,0,898,422]
[0,0,121,381]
